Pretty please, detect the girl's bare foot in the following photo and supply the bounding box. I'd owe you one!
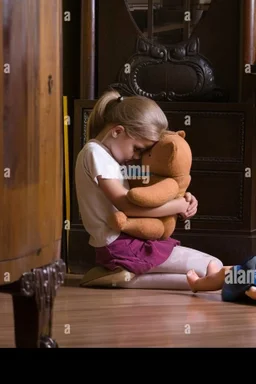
[186,269,200,293]
[207,260,221,275]
[245,286,256,300]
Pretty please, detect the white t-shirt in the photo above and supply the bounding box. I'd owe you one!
[75,139,130,247]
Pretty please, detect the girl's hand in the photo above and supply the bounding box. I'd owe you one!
[179,192,198,220]
[177,197,190,215]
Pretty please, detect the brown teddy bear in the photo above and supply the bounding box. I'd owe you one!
[107,130,192,240]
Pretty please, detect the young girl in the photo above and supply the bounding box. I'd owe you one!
[75,89,223,285]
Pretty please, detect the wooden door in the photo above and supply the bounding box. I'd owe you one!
[0,0,63,285]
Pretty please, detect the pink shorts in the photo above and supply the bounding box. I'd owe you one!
[94,232,180,275]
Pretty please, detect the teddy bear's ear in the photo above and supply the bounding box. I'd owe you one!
[177,130,186,138]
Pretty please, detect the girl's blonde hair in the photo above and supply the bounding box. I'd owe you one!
[87,89,168,142]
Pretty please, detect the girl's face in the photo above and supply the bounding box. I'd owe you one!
[107,126,156,165]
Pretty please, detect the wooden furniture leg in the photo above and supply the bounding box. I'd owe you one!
[0,259,65,348]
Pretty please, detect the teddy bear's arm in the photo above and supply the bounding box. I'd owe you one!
[127,178,179,207]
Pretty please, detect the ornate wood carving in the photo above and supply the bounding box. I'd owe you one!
[0,259,66,348]
[96,0,241,101]
[110,34,226,102]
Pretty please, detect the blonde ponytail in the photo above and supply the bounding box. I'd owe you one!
[87,89,121,141]
[88,89,168,142]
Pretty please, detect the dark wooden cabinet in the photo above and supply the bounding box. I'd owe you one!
[160,102,255,265]
[67,0,256,271]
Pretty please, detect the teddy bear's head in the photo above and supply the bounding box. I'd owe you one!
[142,130,192,177]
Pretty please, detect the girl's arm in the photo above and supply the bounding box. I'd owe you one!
[97,177,189,217]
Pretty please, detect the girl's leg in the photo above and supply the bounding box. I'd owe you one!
[149,245,223,277]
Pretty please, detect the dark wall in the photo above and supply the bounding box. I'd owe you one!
[63,0,81,97]
[62,0,81,264]
[190,0,241,102]
[63,0,81,172]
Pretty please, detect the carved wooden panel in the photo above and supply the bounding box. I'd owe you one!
[185,170,244,222]
[97,0,241,102]
[165,111,245,167]
[175,166,253,236]
[111,35,224,102]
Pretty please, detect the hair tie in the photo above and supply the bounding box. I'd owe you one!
[118,96,124,102]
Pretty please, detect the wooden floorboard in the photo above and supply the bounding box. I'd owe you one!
[1,276,256,348]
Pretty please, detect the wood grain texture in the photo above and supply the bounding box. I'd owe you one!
[0,0,3,264]
[0,0,63,284]
[1,284,256,348]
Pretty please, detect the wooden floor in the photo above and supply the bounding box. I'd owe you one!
[1,274,256,348]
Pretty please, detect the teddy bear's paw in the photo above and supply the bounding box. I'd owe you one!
[108,211,127,231]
